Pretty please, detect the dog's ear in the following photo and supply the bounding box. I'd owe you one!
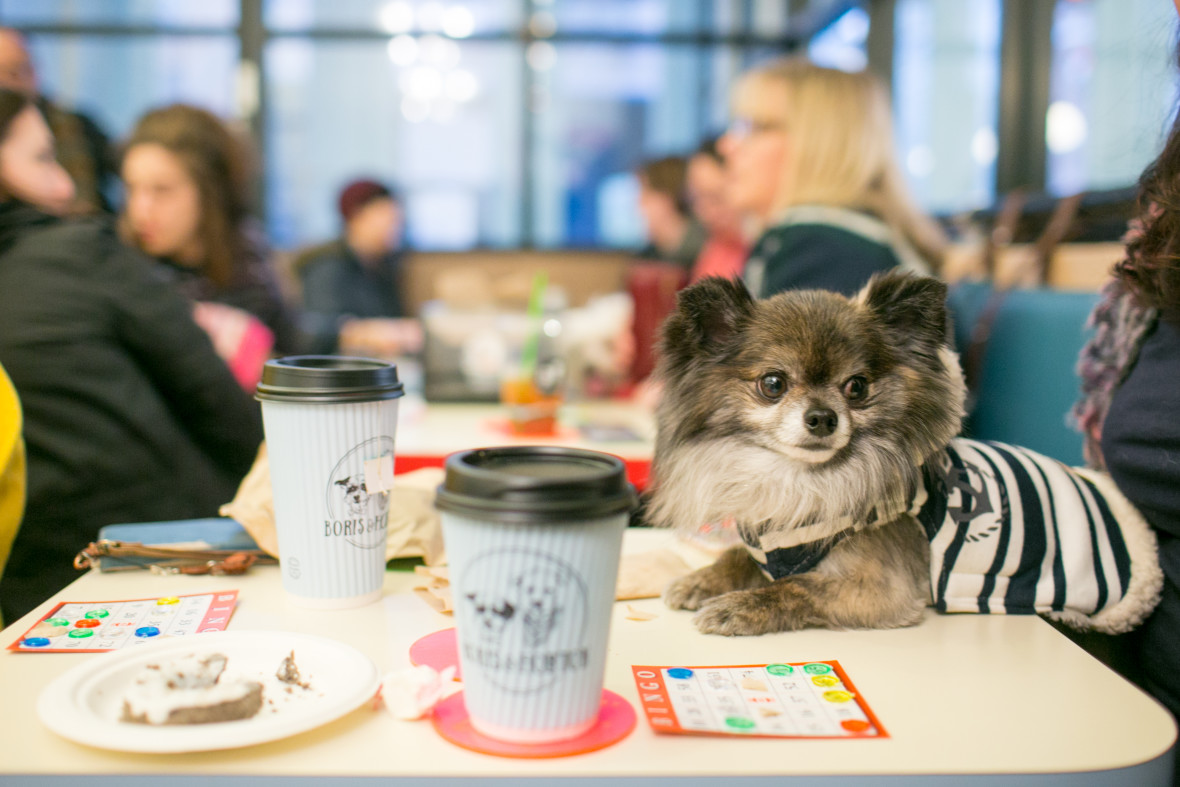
[660,276,753,364]
[858,271,948,355]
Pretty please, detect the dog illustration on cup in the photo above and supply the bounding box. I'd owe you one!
[465,567,565,648]
[333,475,372,517]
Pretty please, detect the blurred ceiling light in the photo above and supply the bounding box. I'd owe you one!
[906,145,936,178]
[526,40,557,71]
[419,34,461,69]
[445,69,479,102]
[430,100,457,123]
[418,1,446,32]
[378,1,414,34]
[402,66,443,100]
[387,34,418,66]
[529,11,557,38]
[400,96,430,123]
[442,6,476,38]
[971,127,998,166]
[1046,100,1088,154]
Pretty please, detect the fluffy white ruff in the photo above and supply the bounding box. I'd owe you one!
[1042,467,1163,635]
[647,435,921,542]
[777,444,841,464]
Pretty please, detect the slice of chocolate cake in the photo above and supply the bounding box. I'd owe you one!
[121,653,264,725]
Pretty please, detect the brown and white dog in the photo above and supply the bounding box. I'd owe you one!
[646,272,1161,636]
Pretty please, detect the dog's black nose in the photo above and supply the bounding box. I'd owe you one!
[804,407,838,437]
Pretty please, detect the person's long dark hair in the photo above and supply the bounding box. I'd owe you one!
[1116,43,1180,316]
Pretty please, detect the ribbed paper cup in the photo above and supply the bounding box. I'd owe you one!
[257,356,404,609]
[436,447,637,743]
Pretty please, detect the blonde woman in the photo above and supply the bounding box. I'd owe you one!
[719,57,946,298]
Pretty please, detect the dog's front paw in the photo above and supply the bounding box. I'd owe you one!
[664,571,726,611]
[692,591,782,636]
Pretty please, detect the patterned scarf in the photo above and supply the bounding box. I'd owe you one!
[1070,220,1159,470]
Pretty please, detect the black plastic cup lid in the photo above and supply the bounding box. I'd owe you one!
[435,446,638,524]
[256,356,404,403]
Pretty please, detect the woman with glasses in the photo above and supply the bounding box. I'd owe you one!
[719,57,946,298]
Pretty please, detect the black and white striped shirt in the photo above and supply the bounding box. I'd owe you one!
[739,439,1161,633]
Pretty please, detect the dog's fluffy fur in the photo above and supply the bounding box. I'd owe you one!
[647,271,966,635]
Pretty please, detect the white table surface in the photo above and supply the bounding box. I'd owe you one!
[0,529,1174,785]
[393,398,656,461]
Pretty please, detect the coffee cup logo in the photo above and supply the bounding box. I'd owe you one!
[324,436,394,550]
[460,549,589,694]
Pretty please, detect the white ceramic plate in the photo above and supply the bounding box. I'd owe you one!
[37,630,380,753]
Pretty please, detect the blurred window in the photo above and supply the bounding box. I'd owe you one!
[1046,0,1176,197]
[261,0,856,250]
[809,5,869,71]
[265,37,522,250]
[893,0,1002,215]
[27,35,237,143]
[0,0,238,27]
[1,0,932,252]
[531,43,707,249]
[264,0,519,35]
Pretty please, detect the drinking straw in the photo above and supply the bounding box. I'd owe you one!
[519,271,548,378]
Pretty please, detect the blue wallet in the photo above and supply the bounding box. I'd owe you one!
[86,518,262,572]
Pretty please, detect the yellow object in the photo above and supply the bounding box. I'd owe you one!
[0,362,26,592]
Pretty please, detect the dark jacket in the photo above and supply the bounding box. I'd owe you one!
[0,203,264,622]
[296,239,407,354]
[743,205,929,299]
[1100,316,1180,720]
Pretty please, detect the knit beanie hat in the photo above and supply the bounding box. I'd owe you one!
[338,179,392,223]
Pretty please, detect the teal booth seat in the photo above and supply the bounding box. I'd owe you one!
[946,282,1100,468]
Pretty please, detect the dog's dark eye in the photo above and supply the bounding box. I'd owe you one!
[757,373,788,400]
[843,375,868,401]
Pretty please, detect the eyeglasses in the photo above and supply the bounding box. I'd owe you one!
[726,117,785,140]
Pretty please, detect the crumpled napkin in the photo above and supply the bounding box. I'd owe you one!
[381,665,458,720]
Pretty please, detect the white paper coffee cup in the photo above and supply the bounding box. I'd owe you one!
[436,447,637,743]
[257,356,404,609]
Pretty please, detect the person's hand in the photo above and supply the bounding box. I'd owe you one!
[338,318,424,359]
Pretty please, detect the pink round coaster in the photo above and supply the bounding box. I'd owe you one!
[432,690,636,758]
[409,628,461,680]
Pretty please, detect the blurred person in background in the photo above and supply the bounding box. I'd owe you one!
[0,90,263,622]
[0,27,116,215]
[626,155,707,386]
[294,178,420,357]
[635,155,707,275]
[121,104,304,387]
[720,57,945,298]
[686,136,748,283]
